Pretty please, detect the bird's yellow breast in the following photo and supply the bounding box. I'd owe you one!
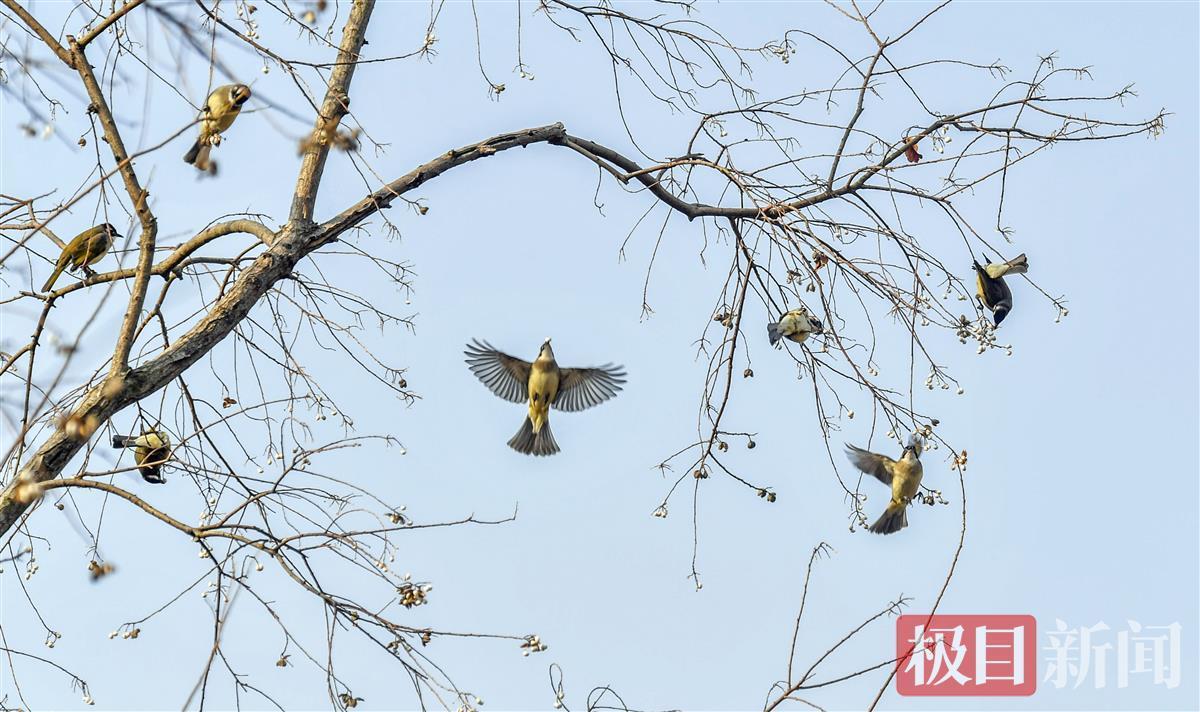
[527,360,559,431]
[203,91,244,137]
[780,310,811,343]
[205,108,242,136]
[975,272,989,307]
[891,458,923,504]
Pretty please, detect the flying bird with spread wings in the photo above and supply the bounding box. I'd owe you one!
[465,338,626,456]
[844,435,925,535]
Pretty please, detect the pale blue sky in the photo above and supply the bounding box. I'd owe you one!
[1,1,1197,710]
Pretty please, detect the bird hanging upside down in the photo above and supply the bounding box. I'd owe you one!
[41,223,120,292]
[112,429,172,484]
[973,253,1028,326]
[767,306,824,347]
[465,338,626,456]
[184,84,252,173]
[844,435,925,535]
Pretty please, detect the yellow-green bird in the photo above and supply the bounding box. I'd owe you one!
[845,435,924,535]
[973,253,1028,326]
[465,338,626,456]
[767,306,824,347]
[41,223,120,292]
[183,84,252,170]
[112,429,171,484]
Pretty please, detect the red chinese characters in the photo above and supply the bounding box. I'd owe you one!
[896,614,1037,696]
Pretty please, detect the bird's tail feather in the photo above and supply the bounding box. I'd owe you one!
[508,417,560,456]
[868,502,908,535]
[767,322,782,347]
[112,435,135,449]
[41,262,67,293]
[997,254,1029,276]
[183,140,202,165]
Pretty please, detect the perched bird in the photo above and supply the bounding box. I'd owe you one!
[465,338,625,456]
[183,84,252,171]
[111,429,171,484]
[767,307,824,347]
[973,253,1028,326]
[845,435,924,535]
[41,223,120,292]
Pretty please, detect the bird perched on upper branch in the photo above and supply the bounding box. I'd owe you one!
[973,253,1028,326]
[767,307,824,347]
[41,223,120,292]
[112,429,171,484]
[465,338,625,456]
[845,435,924,535]
[184,84,252,172]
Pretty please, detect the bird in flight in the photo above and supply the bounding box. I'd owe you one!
[844,435,925,535]
[465,338,625,456]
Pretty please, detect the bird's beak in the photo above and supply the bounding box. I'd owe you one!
[812,319,824,334]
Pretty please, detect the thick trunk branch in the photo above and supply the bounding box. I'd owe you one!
[0,107,922,537]
[0,0,74,65]
[77,0,147,48]
[289,0,375,224]
[0,35,999,537]
[0,121,562,537]
[320,123,570,240]
[0,223,306,537]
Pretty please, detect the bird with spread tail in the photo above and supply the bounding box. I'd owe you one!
[112,429,171,484]
[767,306,824,347]
[41,223,120,292]
[465,338,625,456]
[184,84,252,171]
[973,253,1028,326]
[845,435,925,535]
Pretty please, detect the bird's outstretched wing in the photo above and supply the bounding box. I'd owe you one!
[845,444,895,486]
[464,340,531,403]
[553,364,626,412]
